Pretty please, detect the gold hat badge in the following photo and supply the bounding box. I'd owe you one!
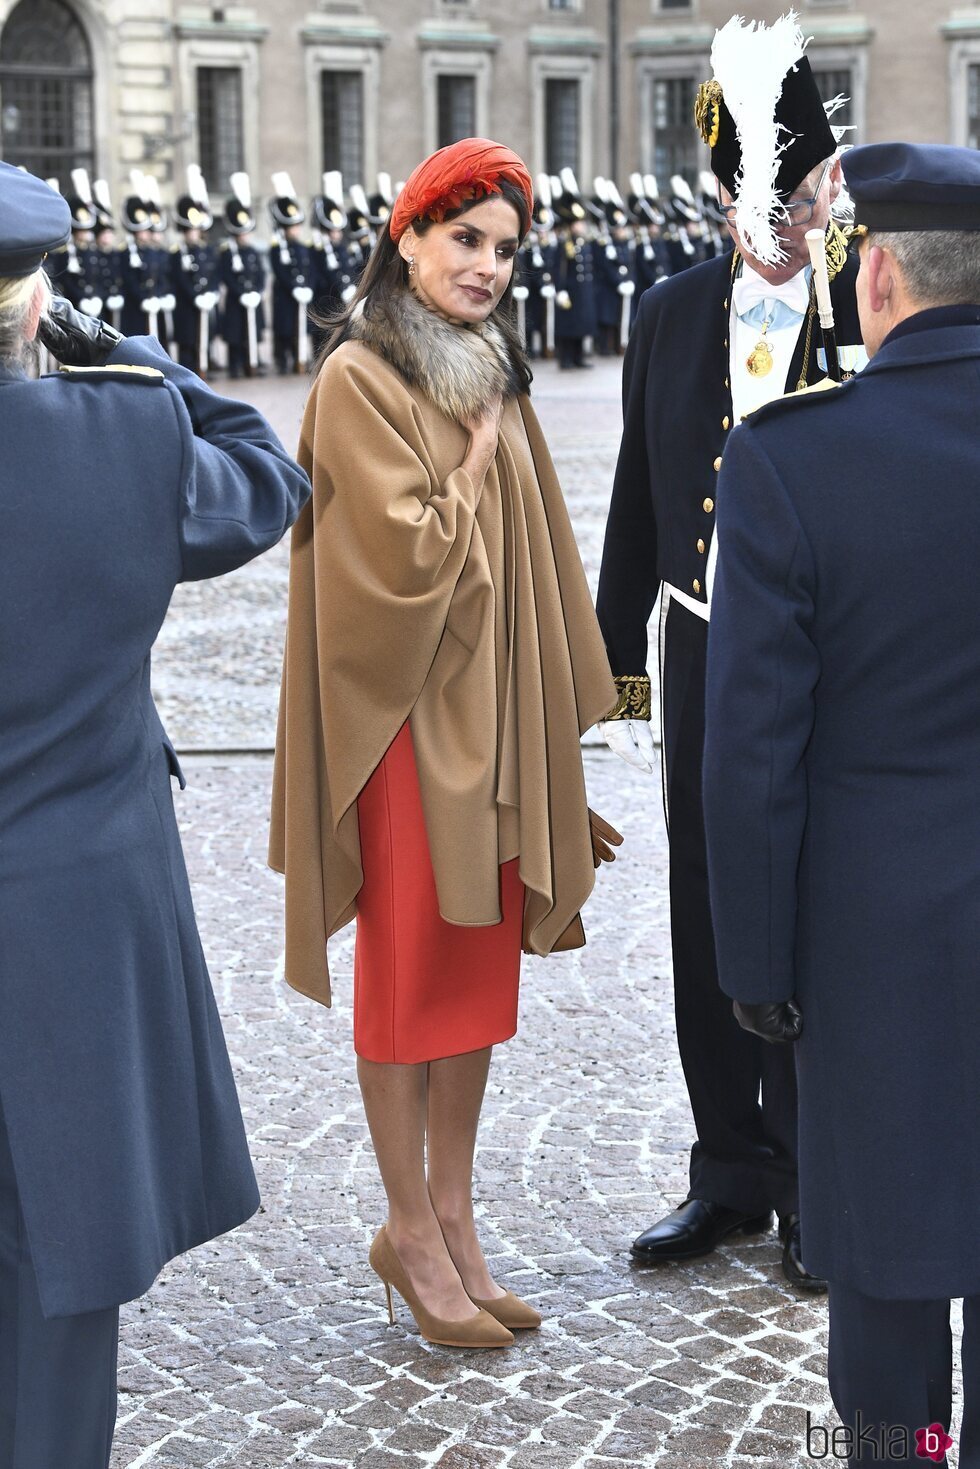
[695,79,723,149]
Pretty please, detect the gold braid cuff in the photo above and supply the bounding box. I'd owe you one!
[605,674,652,721]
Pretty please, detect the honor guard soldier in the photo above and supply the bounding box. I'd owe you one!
[269,171,315,374]
[170,165,220,376]
[348,183,378,255]
[592,179,636,355]
[220,172,267,378]
[552,168,597,369]
[597,12,865,1289]
[310,172,358,334]
[120,169,172,347]
[699,169,732,261]
[518,177,556,359]
[367,171,395,237]
[664,175,709,274]
[629,174,672,298]
[0,160,309,1469]
[704,140,980,1466]
[91,178,126,331]
[47,169,102,316]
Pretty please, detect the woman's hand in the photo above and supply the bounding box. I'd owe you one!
[461,396,504,487]
[589,809,624,869]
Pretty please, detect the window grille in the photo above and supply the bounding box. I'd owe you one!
[0,0,94,187]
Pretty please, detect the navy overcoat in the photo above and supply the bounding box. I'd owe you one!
[0,336,310,1317]
[703,311,980,1300]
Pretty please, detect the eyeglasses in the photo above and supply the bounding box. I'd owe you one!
[718,158,834,229]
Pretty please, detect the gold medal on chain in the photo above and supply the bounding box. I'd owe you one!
[746,314,775,377]
[746,340,774,377]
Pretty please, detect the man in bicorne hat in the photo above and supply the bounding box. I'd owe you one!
[597,11,865,1288]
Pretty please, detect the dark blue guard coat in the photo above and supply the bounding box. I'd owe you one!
[703,310,980,1300]
[0,336,310,1318]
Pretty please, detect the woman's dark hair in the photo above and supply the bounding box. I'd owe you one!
[311,179,532,393]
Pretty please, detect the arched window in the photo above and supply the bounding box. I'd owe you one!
[0,0,94,187]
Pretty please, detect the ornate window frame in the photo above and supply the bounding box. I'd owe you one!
[303,38,383,195]
[175,30,264,195]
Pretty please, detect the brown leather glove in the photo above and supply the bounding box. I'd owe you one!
[589,809,624,868]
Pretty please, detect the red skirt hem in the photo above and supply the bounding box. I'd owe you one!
[353,723,524,1064]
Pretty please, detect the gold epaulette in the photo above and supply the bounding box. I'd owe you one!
[605,674,652,721]
[57,364,165,383]
[741,374,844,426]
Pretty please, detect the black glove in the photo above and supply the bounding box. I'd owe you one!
[37,295,124,367]
[733,999,803,1044]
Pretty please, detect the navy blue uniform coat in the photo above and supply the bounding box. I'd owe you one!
[703,314,980,1299]
[0,337,310,1318]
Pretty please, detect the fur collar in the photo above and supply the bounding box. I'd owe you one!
[348,286,521,421]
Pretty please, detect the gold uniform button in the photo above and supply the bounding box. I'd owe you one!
[713,456,723,471]
[693,579,701,594]
[722,415,730,430]
[697,538,705,554]
[703,497,714,513]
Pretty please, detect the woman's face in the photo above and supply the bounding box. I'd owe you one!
[398,195,522,324]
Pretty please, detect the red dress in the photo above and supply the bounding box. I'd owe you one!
[353,723,524,1064]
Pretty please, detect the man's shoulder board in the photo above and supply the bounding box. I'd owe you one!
[55,364,166,385]
[742,376,845,427]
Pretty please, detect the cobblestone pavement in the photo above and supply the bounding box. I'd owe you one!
[116,358,963,1468]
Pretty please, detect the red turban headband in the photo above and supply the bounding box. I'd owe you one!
[389,138,534,243]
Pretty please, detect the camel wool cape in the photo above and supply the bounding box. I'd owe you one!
[269,288,616,1007]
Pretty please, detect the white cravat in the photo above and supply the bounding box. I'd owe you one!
[731,264,811,320]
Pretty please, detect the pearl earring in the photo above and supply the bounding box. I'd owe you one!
[407,255,415,275]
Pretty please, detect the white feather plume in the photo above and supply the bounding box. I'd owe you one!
[70,167,92,203]
[323,170,343,201]
[560,166,581,198]
[93,178,112,213]
[536,173,552,208]
[377,171,393,204]
[271,172,296,200]
[349,183,370,216]
[187,164,210,207]
[143,174,162,207]
[230,172,251,208]
[710,10,807,266]
[643,173,660,199]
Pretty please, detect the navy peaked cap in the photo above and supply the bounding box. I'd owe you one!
[0,161,72,276]
[842,143,980,232]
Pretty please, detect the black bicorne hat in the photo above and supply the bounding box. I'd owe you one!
[269,172,305,229]
[698,54,835,205]
[173,195,214,231]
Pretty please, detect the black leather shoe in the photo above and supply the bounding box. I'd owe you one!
[631,1199,774,1263]
[779,1214,828,1293]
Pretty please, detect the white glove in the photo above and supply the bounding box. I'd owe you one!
[79,297,103,317]
[292,286,314,304]
[195,291,218,312]
[540,283,556,300]
[159,293,176,313]
[106,294,124,312]
[239,291,262,310]
[512,285,529,301]
[341,283,357,304]
[143,296,161,315]
[618,280,636,297]
[599,719,656,774]
[556,290,572,310]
